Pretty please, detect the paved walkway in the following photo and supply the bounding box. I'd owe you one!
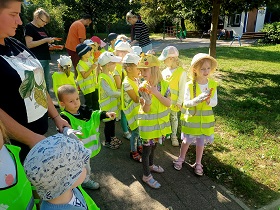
[46,39,251,210]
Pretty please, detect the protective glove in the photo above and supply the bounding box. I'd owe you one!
[62,127,82,141]
[192,88,212,104]
[139,91,152,105]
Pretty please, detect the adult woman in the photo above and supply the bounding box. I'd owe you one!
[0,0,69,162]
[24,8,55,92]
[126,10,152,53]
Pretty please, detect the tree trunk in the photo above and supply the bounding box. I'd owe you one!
[209,0,221,58]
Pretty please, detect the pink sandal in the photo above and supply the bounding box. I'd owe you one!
[142,175,161,189]
[193,163,203,176]
[173,158,184,171]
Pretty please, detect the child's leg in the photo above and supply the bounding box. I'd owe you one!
[195,138,205,165]
[130,128,138,152]
[142,144,152,176]
[121,111,131,139]
[173,137,191,170]
[142,143,161,189]
[104,120,119,149]
[91,90,99,110]
[84,92,94,110]
[170,110,178,137]
[82,160,100,190]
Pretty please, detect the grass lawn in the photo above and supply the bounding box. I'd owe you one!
[176,44,280,208]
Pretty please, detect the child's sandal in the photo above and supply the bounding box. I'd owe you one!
[142,175,161,189]
[193,163,203,176]
[149,164,164,173]
[137,146,143,154]
[130,151,142,163]
[173,158,184,171]
[111,136,122,145]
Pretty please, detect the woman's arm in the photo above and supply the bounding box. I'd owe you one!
[25,36,54,49]
[47,93,70,132]
[0,108,45,148]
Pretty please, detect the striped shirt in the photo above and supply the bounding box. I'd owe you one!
[134,20,151,48]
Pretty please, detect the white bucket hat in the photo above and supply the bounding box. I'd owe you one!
[131,46,142,56]
[122,53,140,65]
[158,46,179,61]
[115,41,132,52]
[98,51,122,66]
[57,55,72,67]
[188,53,218,79]
[24,134,91,200]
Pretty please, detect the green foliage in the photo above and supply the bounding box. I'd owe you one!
[261,22,280,44]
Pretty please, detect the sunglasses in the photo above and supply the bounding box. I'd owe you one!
[39,16,48,24]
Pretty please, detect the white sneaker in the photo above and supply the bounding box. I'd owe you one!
[123,131,131,140]
[171,137,179,147]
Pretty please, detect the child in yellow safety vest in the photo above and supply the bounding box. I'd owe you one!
[52,55,77,105]
[0,121,36,210]
[57,85,116,190]
[121,53,142,162]
[158,46,187,147]
[76,43,98,111]
[137,54,172,189]
[173,53,218,176]
[24,133,100,210]
[113,41,133,140]
[98,52,123,149]
[107,33,118,52]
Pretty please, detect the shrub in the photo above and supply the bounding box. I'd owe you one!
[261,22,280,44]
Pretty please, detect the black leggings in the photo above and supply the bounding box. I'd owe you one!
[84,91,99,111]
[104,119,116,143]
[142,143,157,176]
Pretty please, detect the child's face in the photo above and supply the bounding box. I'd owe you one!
[71,167,87,189]
[139,68,151,81]
[195,60,211,79]
[82,51,91,59]
[60,91,81,114]
[116,50,128,59]
[106,62,117,72]
[110,39,116,47]
[91,44,98,52]
[163,57,174,67]
[127,64,140,78]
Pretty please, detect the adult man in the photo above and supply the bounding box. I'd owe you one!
[65,14,92,77]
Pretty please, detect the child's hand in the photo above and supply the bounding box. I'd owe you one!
[175,104,182,110]
[106,112,116,120]
[140,92,152,105]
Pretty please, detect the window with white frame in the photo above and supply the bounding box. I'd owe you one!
[227,14,241,27]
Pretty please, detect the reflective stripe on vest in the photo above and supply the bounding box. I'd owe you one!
[98,73,119,117]
[166,67,184,112]
[76,59,96,95]
[61,111,101,158]
[181,79,217,136]
[138,80,171,139]
[0,145,36,210]
[121,77,140,131]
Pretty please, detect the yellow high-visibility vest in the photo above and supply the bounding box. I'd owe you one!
[165,67,185,112]
[181,79,217,136]
[76,59,96,95]
[52,72,76,100]
[121,76,140,131]
[98,73,119,117]
[138,80,171,139]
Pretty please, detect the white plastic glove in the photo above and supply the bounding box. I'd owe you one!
[62,127,82,141]
[139,91,152,105]
[192,89,212,104]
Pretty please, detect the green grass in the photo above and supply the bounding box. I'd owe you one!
[177,45,280,208]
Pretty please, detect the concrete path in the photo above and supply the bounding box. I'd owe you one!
[46,39,252,210]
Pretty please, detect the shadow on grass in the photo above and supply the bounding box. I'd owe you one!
[216,69,280,136]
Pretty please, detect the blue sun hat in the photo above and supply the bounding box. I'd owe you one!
[24,134,91,200]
